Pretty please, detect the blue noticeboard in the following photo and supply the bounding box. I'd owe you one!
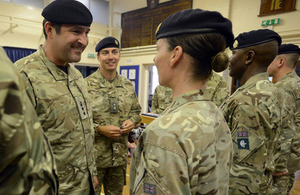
[119,65,139,96]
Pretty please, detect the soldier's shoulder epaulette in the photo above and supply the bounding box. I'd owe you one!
[85,72,98,83]
[119,75,133,86]
[71,66,84,77]
[15,53,41,70]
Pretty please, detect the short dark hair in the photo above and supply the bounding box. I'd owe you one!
[165,33,228,80]
[42,19,62,39]
[282,53,300,67]
[250,41,279,68]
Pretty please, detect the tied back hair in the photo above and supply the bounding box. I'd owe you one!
[166,33,229,80]
[211,52,229,72]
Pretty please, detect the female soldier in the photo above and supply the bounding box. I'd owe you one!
[129,9,234,195]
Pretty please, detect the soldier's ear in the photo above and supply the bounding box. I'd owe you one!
[170,46,182,68]
[44,22,54,39]
[277,57,285,68]
[245,50,255,65]
[97,53,100,61]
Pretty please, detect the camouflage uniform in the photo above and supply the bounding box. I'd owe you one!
[151,71,229,114]
[151,85,173,114]
[85,69,141,194]
[0,47,58,194]
[272,71,300,194]
[130,89,233,195]
[221,72,281,194]
[206,71,229,107]
[15,46,96,195]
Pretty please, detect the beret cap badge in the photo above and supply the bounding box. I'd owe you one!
[95,36,120,52]
[233,40,239,49]
[155,23,162,35]
[230,29,281,50]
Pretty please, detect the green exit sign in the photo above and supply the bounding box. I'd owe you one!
[262,18,280,26]
[88,53,96,58]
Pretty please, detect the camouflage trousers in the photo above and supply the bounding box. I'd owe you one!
[95,164,126,195]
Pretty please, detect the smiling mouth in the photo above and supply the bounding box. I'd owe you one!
[107,61,116,65]
[73,48,84,54]
[72,43,85,52]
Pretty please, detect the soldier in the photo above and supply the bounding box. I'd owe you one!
[151,84,172,114]
[0,46,58,194]
[267,44,300,194]
[220,29,282,194]
[86,36,141,195]
[130,9,234,194]
[151,71,229,114]
[14,0,98,194]
[206,71,230,107]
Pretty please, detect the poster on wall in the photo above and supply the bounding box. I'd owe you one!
[119,65,139,96]
[121,69,128,78]
[129,69,136,80]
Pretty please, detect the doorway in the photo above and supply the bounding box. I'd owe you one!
[147,65,159,112]
[139,63,159,113]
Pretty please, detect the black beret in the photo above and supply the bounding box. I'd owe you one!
[95,36,120,52]
[278,44,300,55]
[155,9,234,47]
[42,0,93,27]
[230,29,282,50]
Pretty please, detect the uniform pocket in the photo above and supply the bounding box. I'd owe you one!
[112,142,127,166]
[132,155,171,195]
[133,173,164,195]
[232,126,264,162]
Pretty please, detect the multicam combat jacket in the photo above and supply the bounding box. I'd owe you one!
[221,72,281,194]
[0,47,58,194]
[273,71,300,192]
[130,89,233,195]
[86,70,141,168]
[15,46,96,195]
[206,71,229,107]
[151,85,173,114]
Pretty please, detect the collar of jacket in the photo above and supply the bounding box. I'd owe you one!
[37,45,81,82]
[96,69,123,88]
[233,72,269,96]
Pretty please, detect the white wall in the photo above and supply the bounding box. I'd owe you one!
[230,0,300,45]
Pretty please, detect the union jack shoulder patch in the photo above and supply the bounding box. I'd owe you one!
[237,131,248,137]
[144,183,156,194]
